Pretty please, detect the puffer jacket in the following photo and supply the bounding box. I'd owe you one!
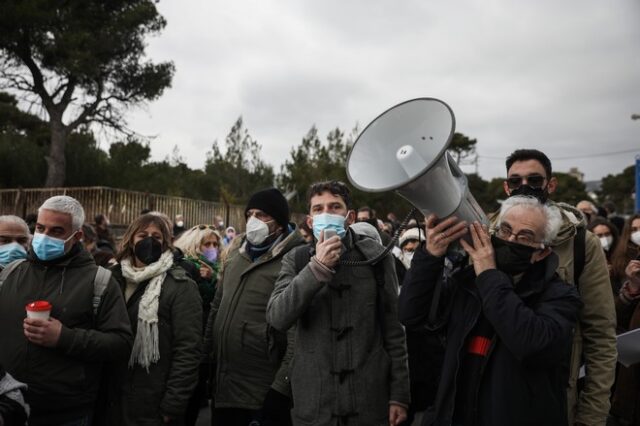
[0,244,132,423]
[490,201,617,426]
[204,229,305,410]
[267,230,410,426]
[111,264,202,425]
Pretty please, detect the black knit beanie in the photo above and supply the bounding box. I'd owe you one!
[245,188,290,230]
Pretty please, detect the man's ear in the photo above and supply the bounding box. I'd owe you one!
[532,246,552,263]
[503,180,511,197]
[547,176,558,194]
[345,210,356,226]
[306,215,314,232]
[74,229,84,243]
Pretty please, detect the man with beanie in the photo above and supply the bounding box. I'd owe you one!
[204,188,305,425]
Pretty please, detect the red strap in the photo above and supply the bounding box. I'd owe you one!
[467,336,491,356]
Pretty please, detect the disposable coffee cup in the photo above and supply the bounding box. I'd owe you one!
[25,301,52,320]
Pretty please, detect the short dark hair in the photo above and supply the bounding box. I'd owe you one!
[307,181,352,210]
[505,149,552,179]
[358,206,376,219]
[94,213,106,225]
[82,223,97,243]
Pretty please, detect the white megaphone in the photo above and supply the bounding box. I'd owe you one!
[346,97,488,229]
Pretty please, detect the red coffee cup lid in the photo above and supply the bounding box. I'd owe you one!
[26,301,52,312]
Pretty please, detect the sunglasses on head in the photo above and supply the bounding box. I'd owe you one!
[506,174,546,190]
[192,224,216,230]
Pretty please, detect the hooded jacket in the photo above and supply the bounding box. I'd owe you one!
[267,230,410,426]
[204,228,305,410]
[0,244,133,423]
[490,201,617,426]
[399,245,582,426]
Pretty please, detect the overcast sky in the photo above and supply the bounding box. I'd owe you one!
[127,0,640,183]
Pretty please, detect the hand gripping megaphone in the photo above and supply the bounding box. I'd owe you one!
[346,98,488,228]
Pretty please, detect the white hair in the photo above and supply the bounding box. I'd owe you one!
[497,196,562,245]
[39,195,85,232]
[0,215,30,235]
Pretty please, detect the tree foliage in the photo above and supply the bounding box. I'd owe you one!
[450,132,478,165]
[598,165,636,214]
[0,94,633,221]
[0,0,174,186]
[205,117,275,204]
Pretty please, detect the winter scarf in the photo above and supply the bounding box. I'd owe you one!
[121,250,174,370]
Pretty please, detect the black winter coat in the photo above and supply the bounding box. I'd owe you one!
[398,246,582,426]
[110,264,202,425]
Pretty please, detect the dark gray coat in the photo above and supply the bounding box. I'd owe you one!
[0,245,132,423]
[267,230,410,426]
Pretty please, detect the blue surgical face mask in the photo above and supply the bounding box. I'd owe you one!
[312,213,347,240]
[32,232,76,261]
[0,242,27,267]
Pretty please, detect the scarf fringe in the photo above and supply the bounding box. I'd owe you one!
[129,318,161,371]
[121,250,173,370]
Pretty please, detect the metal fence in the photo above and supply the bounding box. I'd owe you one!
[0,186,248,231]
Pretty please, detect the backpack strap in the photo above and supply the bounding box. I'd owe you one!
[573,227,586,289]
[93,266,112,316]
[294,244,313,274]
[0,259,27,292]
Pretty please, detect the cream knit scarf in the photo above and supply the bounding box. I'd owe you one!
[120,250,174,370]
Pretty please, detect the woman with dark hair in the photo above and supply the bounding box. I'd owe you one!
[587,217,619,287]
[111,213,202,426]
[611,214,640,289]
[609,214,640,426]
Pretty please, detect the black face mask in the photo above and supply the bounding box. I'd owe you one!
[509,185,549,204]
[134,236,163,265]
[492,235,538,275]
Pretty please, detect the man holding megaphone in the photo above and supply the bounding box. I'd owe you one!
[399,195,582,426]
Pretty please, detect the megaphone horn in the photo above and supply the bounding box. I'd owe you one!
[346,97,487,228]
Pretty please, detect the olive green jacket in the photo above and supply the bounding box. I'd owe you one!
[204,229,305,410]
[112,265,202,425]
[491,202,617,426]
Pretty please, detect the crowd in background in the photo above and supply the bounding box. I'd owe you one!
[0,149,639,426]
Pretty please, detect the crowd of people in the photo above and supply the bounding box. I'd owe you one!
[0,148,638,426]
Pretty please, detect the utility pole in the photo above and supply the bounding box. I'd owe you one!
[633,114,640,212]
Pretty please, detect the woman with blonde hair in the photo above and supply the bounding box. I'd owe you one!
[110,213,202,425]
[174,224,222,426]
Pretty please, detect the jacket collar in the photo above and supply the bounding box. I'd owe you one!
[28,242,94,268]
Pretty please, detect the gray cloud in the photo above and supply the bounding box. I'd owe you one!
[126,0,640,184]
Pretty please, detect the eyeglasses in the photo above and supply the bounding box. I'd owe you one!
[505,174,546,190]
[192,225,216,230]
[493,223,544,246]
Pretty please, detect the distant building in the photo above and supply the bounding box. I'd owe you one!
[568,167,584,182]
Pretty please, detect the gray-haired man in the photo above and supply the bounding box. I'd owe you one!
[0,195,132,426]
